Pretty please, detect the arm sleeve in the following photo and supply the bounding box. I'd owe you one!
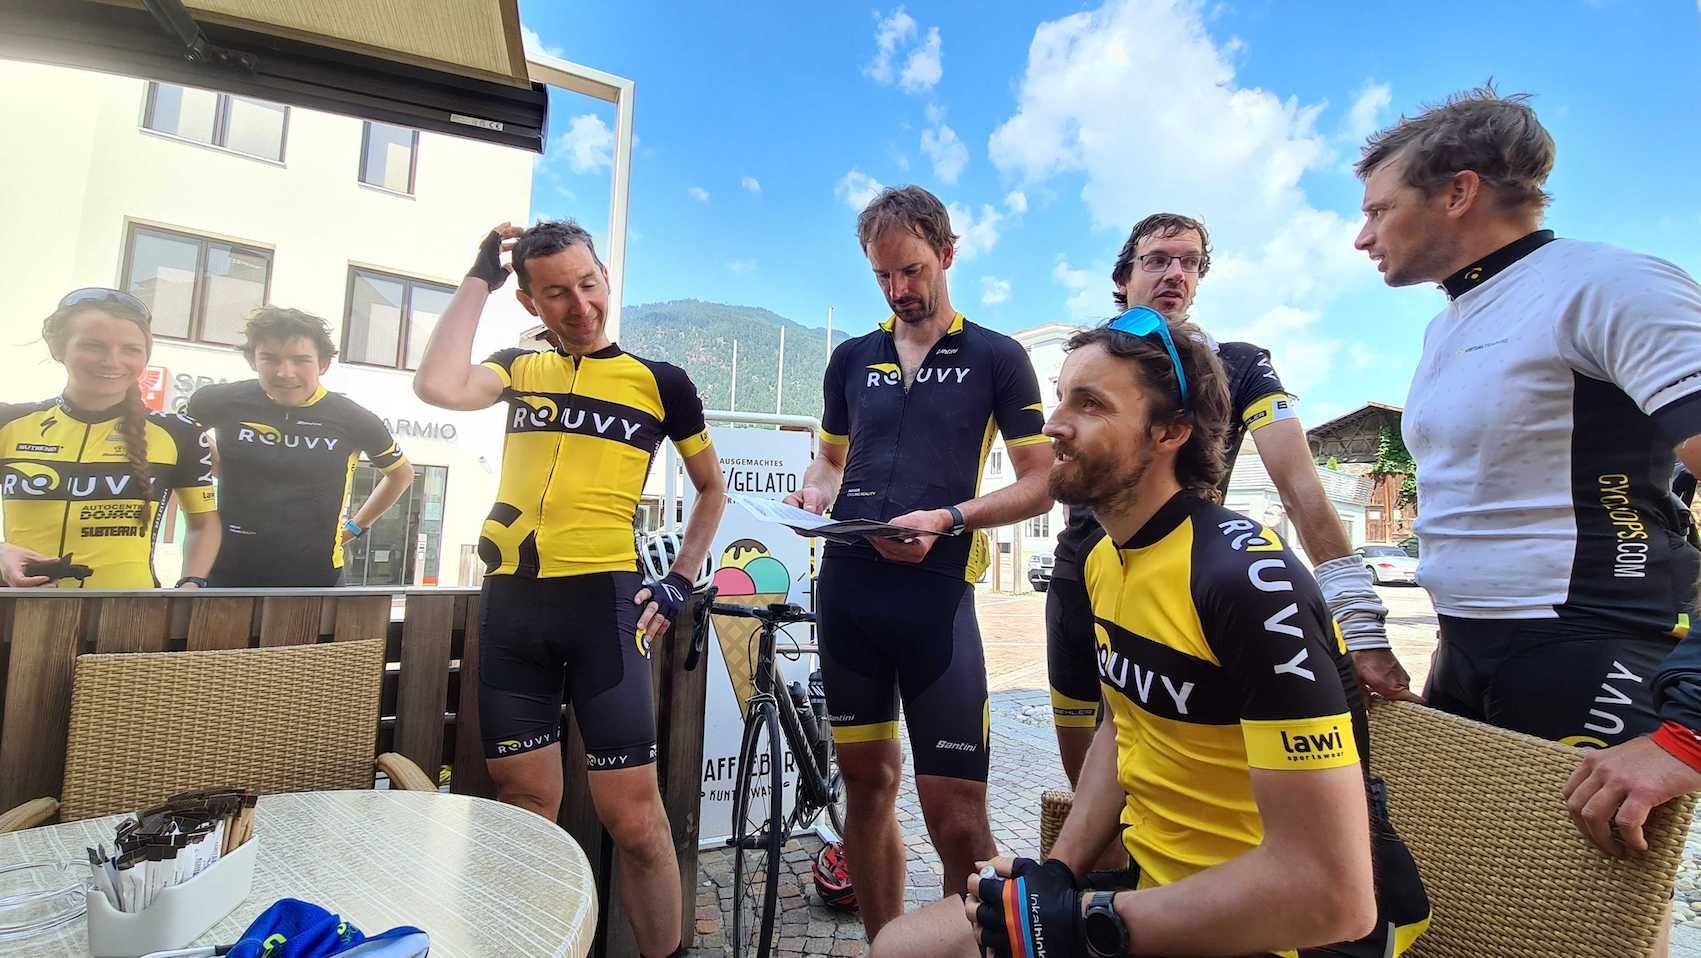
[1201,529,1359,772]
[164,414,219,514]
[351,406,407,472]
[479,348,529,392]
[819,344,850,447]
[1229,345,1298,434]
[992,337,1048,447]
[1557,253,1701,446]
[655,362,712,458]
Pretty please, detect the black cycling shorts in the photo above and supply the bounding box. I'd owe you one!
[816,556,990,781]
[1427,614,1676,748]
[478,571,657,770]
[1045,573,1101,730]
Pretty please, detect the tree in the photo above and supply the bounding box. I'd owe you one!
[1372,425,1417,506]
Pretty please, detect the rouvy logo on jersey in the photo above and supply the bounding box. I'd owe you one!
[235,421,342,452]
[2,464,144,500]
[864,362,972,388]
[511,394,651,445]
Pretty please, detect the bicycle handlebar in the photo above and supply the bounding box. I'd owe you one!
[708,602,816,626]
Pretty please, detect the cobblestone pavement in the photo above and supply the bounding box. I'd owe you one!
[693,583,1701,956]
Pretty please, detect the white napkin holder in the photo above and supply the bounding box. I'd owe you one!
[85,836,256,958]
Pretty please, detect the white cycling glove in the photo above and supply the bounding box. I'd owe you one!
[1313,555,1391,653]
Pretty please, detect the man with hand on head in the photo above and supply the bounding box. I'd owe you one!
[414,219,725,958]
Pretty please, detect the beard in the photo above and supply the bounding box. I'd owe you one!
[1048,440,1154,512]
[887,289,934,323]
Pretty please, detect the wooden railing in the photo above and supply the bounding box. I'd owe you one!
[0,587,710,958]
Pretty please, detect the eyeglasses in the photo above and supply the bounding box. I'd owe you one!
[57,287,152,322]
[1136,253,1205,274]
[1107,305,1189,407]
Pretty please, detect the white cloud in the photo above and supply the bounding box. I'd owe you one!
[921,122,968,183]
[1005,190,1029,215]
[1342,80,1392,144]
[865,8,918,85]
[520,24,563,58]
[866,8,942,94]
[740,176,762,195]
[981,276,1012,305]
[901,27,944,93]
[556,114,613,174]
[688,186,711,203]
[947,202,1002,260]
[990,0,1382,396]
[1052,256,1106,323]
[835,169,885,212]
[728,259,757,274]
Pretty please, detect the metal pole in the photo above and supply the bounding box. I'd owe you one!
[730,339,739,411]
[775,325,786,415]
[825,306,833,361]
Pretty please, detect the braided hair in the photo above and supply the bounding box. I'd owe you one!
[42,299,156,525]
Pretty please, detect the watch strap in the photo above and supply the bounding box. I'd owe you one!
[1084,890,1127,957]
[176,576,210,588]
[945,504,966,536]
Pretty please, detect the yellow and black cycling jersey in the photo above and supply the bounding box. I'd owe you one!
[1084,492,1429,954]
[0,396,217,588]
[478,344,711,578]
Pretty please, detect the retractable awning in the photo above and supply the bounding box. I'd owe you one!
[0,0,548,152]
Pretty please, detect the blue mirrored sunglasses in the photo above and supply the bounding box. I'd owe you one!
[57,287,152,322]
[1107,305,1189,406]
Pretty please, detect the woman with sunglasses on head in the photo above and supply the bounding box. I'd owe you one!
[0,288,220,588]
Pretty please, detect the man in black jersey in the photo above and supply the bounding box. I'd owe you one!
[189,307,413,588]
[1047,213,1417,789]
[786,186,1053,939]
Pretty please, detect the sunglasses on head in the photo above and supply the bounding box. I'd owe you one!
[58,287,152,322]
[1107,305,1189,407]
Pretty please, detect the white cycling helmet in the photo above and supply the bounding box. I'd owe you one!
[637,530,713,588]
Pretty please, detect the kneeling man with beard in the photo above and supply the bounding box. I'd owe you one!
[870,309,1430,958]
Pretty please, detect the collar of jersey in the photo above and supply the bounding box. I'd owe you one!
[878,312,965,334]
[1117,491,1198,550]
[552,343,623,360]
[54,393,127,423]
[1440,229,1556,300]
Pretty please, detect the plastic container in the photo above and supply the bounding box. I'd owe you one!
[85,837,257,958]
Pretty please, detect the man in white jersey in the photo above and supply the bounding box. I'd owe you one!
[1353,85,1701,864]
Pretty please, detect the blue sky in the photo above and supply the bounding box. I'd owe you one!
[520,0,1701,423]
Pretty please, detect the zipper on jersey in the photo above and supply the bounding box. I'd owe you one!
[535,354,581,559]
[59,419,93,588]
[880,327,957,519]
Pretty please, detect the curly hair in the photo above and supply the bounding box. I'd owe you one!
[1110,213,1213,310]
[1355,82,1554,214]
[240,305,337,364]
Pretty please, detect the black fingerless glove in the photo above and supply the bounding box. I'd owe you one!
[974,858,1082,958]
[641,572,695,627]
[468,228,511,290]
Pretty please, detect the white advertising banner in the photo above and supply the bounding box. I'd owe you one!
[678,424,816,846]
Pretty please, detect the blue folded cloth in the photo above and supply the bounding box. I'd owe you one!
[226,899,428,957]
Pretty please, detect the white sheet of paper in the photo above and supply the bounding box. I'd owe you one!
[726,491,836,531]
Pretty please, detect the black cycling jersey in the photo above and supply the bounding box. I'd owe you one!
[188,382,405,587]
[1052,339,1294,580]
[819,313,1046,580]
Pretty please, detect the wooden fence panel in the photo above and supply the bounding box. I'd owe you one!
[186,597,254,650]
[333,595,391,643]
[94,596,172,654]
[451,593,495,799]
[0,599,85,809]
[393,593,454,776]
[258,596,324,647]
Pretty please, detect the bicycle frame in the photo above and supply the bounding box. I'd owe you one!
[734,609,839,836]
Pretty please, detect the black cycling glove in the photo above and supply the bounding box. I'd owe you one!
[639,572,695,629]
[468,228,511,290]
[974,858,1082,958]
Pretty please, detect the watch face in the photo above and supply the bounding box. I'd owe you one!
[1084,903,1123,956]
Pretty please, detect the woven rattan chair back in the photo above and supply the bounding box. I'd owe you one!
[1368,700,1692,958]
[57,638,387,821]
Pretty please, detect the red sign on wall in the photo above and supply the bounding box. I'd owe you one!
[138,366,169,412]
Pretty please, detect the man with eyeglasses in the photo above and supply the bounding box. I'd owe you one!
[1045,213,1417,792]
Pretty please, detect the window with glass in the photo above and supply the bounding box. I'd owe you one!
[1028,514,1050,538]
[988,450,1005,475]
[143,82,287,162]
[343,268,455,369]
[122,224,272,344]
[360,121,419,193]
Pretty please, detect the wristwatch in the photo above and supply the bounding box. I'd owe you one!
[175,576,210,588]
[344,519,366,538]
[1082,890,1128,957]
[944,504,966,537]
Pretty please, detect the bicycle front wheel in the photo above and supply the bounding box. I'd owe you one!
[730,700,783,958]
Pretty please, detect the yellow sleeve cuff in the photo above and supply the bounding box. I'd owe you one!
[1241,392,1297,432]
[1242,714,1359,770]
[674,429,712,459]
[480,361,513,388]
[819,430,849,447]
[1004,433,1051,448]
[176,488,220,514]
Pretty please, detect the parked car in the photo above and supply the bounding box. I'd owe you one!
[1028,553,1054,593]
[1356,543,1418,585]
[1399,535,1419,558]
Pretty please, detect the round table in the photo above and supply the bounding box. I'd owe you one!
[0,790,596,958]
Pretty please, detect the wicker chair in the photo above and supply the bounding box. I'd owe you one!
[1037,701,1695,958]
[0,638,435,832]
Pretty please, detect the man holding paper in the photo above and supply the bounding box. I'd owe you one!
[785,185,1053,939]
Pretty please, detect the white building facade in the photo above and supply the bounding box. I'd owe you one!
[980,322,1372,592]
[0,59,540,587]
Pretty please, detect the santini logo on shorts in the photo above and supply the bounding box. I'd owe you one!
[934,739,979,752]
